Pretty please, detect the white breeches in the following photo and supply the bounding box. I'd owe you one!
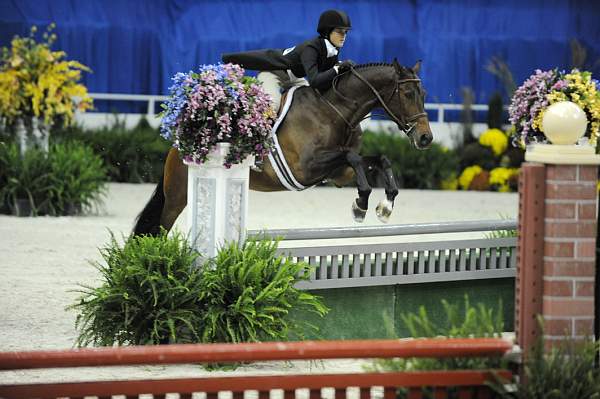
[257,71,309,111]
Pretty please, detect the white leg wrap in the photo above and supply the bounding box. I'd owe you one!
[376,199,394,223]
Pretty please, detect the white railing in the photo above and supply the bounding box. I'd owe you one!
[88,92,493,124]
[427,103,491,124]
[89,92,168,117]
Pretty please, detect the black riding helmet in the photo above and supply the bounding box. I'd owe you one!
[317,9,351,38]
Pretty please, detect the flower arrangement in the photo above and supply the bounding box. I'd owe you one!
[442,127,524,192]
[160,63,275,168]
[509,68,600,146]
[0,25,93,126]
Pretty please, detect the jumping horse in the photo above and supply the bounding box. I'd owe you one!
[133,59,433,236]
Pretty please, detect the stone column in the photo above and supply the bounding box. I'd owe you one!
[516,144,599,352]
[185,143,253,260]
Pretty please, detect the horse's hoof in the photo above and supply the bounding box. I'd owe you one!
[376,199,393,223]
[352,199,367,223]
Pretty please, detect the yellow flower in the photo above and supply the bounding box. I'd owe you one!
[458,165,483,190]
[0,25,92,126]
[489,167,519,192]
[478,128,508,156]
[540,70,600,145]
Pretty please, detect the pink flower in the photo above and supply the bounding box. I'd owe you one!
[163,63,274,166]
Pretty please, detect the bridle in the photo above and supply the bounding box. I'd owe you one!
[323,66,427,139]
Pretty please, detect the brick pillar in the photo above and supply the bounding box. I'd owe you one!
[515,163,545,354]
[543,164,597,346]
[517,161,598,353]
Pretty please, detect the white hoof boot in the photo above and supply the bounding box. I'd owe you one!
[376,199,393,223]
[351,199,367,223]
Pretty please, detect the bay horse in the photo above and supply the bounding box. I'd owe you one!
[133,59,433,236]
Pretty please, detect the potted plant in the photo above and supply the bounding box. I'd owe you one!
[508,68,600,147]
[159,63,275,257]
[159,63,274,167]
[0,24,93,155]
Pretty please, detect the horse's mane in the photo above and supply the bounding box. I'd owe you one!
[354,62,393,69]
[354,62,412,75]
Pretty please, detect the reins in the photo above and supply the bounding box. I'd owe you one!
[319,65,427,140]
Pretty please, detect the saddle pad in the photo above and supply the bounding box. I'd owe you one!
[267,86,310,191]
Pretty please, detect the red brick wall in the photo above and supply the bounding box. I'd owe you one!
[542,164,597,344]
[517,163,598,353]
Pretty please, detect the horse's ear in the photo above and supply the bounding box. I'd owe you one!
[392,57,401,73]
[412,60,422,74]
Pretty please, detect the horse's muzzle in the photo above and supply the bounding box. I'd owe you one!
[419,134,433,148]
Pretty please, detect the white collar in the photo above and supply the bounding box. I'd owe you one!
[324,39,339,57]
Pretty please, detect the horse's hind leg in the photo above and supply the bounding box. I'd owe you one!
[346,151,372,223]
[361,155,399,223]
[160,148,188,232]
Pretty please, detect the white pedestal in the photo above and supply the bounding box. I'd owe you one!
[525,143,600,165]
[185,143,253,260]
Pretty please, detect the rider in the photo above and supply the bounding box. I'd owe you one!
[221,9,356,110]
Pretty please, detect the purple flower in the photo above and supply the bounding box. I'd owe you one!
[509,68,560,145]
[551,79,567,91]
[159,63,275,166]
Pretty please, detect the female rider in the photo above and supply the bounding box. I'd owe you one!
[221,9,355,109]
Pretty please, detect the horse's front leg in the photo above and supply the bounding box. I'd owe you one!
[345,151,372,223]
[361,155,399,223]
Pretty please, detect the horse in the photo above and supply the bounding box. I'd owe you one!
[133,59,433,236]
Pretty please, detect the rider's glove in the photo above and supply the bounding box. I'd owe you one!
[337,60,356,73]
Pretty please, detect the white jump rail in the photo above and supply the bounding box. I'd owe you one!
[249,219,518,290]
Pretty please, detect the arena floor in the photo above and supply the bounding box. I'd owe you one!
[0,183,518,383]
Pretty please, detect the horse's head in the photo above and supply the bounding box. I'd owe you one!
[387,59,433,149]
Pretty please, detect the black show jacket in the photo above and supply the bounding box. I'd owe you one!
[222,36,339,91]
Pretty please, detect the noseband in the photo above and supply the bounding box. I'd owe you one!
[327,67,427,138]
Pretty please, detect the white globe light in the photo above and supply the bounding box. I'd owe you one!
[542,101,588,145]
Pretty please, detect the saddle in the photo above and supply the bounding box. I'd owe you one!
[277,90,290,116]
[260,85,310,191]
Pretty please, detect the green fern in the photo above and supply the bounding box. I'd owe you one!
[199,238,328,344]
[69,234,328,349]
[69,230,204,346]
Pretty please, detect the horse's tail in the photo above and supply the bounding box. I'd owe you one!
[132,177,165,237]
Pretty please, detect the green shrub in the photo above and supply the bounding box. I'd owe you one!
[369,296,505,373]
[48,142,107,214]
[360,130,459,189]
[493,332,600,398]
[199,239,328,343]
[367,296,505,399]
[70,233,328,347]
[70,231,204,346]
[0,142,106,215]
[52,117,170,183]
[0,142,54,215]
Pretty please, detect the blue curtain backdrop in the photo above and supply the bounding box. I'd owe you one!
[1,0,599,105]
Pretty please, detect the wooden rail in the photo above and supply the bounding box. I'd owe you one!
[0,339,512,399]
